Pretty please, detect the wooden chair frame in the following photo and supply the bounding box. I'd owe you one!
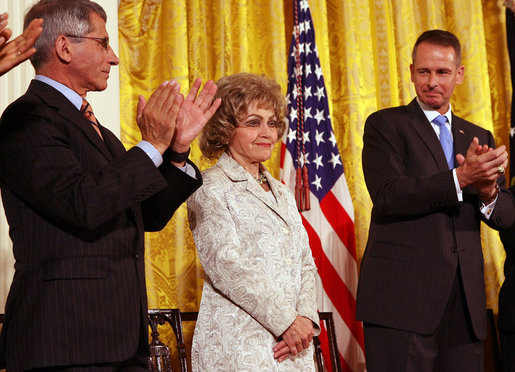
[314,311,342,372]
[148,309,342,372]
[147,309,187,372]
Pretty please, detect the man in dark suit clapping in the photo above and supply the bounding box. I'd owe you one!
[357,30,515,371]
[0,1,220,371]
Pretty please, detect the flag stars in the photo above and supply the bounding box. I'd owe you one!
[313,154,324,169]
[295,42,311,56]
[289,107,298,124]
[311,174,322,190]
[287,129,297,143]
[328,152,342,169]
[314,86,325,101]
[292,85,300,100]
[314,65,323,80]
[298,43,306,55]
[299,152,310,167]
[315,129,325,145]
[304,64,312,77]
[303,20,311,33]
[314,109,325,124]
[293,20,311,36]
[329,132,337,147]
[304,86,312,100]
[305,42,312,55]
[304,107,313,120]
[285,5,346,194]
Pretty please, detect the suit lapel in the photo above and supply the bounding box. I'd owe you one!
[451,115,469,162]
[406,99,452,171]
[30,80,113,161]
[100,123,126,158]
[216,153,290,224]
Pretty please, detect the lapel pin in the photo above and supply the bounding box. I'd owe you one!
[458,129,465,135]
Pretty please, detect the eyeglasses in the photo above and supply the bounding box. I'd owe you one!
[65,34,109,50]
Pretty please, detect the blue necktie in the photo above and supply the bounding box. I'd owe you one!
[433,115,454,169]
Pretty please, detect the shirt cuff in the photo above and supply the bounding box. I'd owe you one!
[452,169,463,202]
[179,162,198,179]
[136,141,163,167]
[479,196,498,220]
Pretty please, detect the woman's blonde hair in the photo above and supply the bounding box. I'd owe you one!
[199,73,287,159]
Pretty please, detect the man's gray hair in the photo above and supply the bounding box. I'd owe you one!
[24,0,107,70]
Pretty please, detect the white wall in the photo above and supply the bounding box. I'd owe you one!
[0,0,121,312]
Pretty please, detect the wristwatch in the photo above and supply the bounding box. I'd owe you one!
[167,147,190,163]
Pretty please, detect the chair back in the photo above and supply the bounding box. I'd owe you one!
[148,309,342,372]
[147,309,188,372]
[314,312,342,372]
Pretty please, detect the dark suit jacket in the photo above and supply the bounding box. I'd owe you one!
[356,99,515,340]
[0,80,202,371]
[498,186,515,332]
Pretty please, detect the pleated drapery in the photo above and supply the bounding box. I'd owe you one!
[118,0,511,368]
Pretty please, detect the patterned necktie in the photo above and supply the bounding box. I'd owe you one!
[81,98,103,140]
[433,115,454,169]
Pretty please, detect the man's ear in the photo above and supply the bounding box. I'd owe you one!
[54,35,72,63]
[455,64,465,85]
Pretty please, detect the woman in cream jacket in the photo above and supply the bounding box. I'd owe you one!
[187,73,320,371]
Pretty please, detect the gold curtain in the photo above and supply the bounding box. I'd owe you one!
[118,0,511,366]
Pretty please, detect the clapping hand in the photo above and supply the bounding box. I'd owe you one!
[456,137,508,203]
[0,13,43,76]
[171,78,221,154]
[136,80,183,155]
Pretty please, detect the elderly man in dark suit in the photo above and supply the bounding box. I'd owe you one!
[357,29,515,371]
[498,185,515,372]
[0,0,220,371]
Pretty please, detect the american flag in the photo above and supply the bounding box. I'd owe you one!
[280,0,366,370]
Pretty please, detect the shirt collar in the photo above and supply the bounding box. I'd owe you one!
[416,97,452,125]
[34,75,84,110]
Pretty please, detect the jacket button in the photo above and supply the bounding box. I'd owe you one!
[451,246,458,254]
